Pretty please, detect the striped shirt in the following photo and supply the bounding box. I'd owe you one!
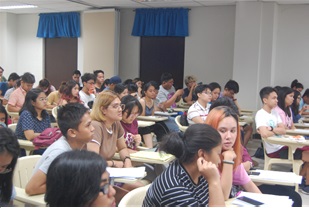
[143,160,210,207]
[187,101,210,125]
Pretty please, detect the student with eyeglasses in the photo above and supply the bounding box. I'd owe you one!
[15,88,51,155]
[0,128,19,204]
[187,84,212,125]
[120,95,144,153]
[88,90,144,204]
[45,150,116,207]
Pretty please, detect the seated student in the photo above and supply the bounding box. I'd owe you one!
[0,105,9,127]
[222,79,253,146]
[143,124,225,207]
[37,78,56,97]
[209,82,221,104]
[8,72,35,113]
[104,76,122,91]
[157,72,184,109]
[0,128,20,204]
[127,83,138,98]
[206,106,302,206]
[138,81,170,146]
[46,82,66,109]
[274,87,296,129]
[2,80,20,106]
[114,83,128,100]
[132,77,143,98]
[299,88,309,116]
[59,80,81,105]
[102,78,110,90]
[79,73,96,109]
[72,69,82,90]
[187,84,212,125]
[15,88,51,155]
[209,96,256,171]
[94,70,105,93]
[0,72,20,97]
[25,103,94,195]
[0,66,6,82]
[88,91,143,203]
[45,150,116,207]
[120,95,143,153]
[291,79,304,93]
[291,90,302,123]
[182,75,197,105]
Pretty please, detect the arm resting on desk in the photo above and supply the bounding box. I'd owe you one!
[25,170,46,196]
[117,137,132,168]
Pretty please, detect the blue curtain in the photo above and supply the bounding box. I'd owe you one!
[132,8,189,37]
[37,12,81,38]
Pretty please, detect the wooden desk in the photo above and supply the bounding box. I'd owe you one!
[286,129,309,136]
[14,187,46,207]
[137,120,155,127]
[113,151,175,165]
[137,116,168,122]
[302,118,309,123]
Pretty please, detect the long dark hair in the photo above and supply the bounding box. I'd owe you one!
[62,80,81,103]
[159,124,221,164]
[19,88,48,119]
[45,150,107,206]
[0,128,20,202]
[0,105,8,126]
[291,90,301,115]
[121,95,142,118]
[142,81,159,98]
[277,87,294,117]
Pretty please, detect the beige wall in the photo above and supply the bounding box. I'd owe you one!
[83,10,116,78]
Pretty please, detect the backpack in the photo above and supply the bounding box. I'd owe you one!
[180,111,189,126]
[32,128,63,149]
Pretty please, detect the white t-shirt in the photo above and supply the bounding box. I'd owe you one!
[157,85,176,103]
[187,101,209,125]
[33,137,72,175]
[255,108,284,154]
[79,90,95,109]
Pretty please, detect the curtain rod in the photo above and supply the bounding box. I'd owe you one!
[133,8,191,12]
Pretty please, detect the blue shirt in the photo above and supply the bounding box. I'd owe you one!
[15,110,51,140]
[0,82,9,96]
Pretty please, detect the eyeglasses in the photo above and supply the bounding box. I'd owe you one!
[87,81,95,85]
[0,167,12,174]
[109,104,125,111]
[100,178,114,195]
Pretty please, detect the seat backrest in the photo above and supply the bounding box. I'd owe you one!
[118,184,151,207]
[13,155,42,188]
[52,106,58,120]
[8,123,17,133]
[175,115,188,132]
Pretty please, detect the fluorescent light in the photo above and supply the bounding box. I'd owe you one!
[0,5,37,10]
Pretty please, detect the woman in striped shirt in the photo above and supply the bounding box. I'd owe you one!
[143,124,225,207]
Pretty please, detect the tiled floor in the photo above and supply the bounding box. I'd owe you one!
[247,138,309,207]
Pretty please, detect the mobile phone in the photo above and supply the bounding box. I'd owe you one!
[235,196,264,206]
[248,171,260,176]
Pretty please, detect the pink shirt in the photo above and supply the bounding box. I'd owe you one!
[233,164,251,186]
[8,86,27,109]
[274,106,293,129]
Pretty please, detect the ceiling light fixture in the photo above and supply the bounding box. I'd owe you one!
[0,5,37,10]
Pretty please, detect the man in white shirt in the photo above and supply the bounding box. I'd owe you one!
[79,73,96,109]
[255,86,286,155]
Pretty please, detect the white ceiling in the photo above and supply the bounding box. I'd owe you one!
[1,0,309,14]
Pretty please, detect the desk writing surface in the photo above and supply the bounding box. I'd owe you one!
[137,116,168,122]
[294,123,309,128]
[286,128,309,136]
[137,120,155,127]
[154,111,178,116]
[14,187,46,207]
[113,151,175,165]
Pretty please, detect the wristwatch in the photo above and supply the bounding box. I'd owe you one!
[270,126,274,131]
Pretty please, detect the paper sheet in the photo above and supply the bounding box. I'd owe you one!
[106,166,145,179]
